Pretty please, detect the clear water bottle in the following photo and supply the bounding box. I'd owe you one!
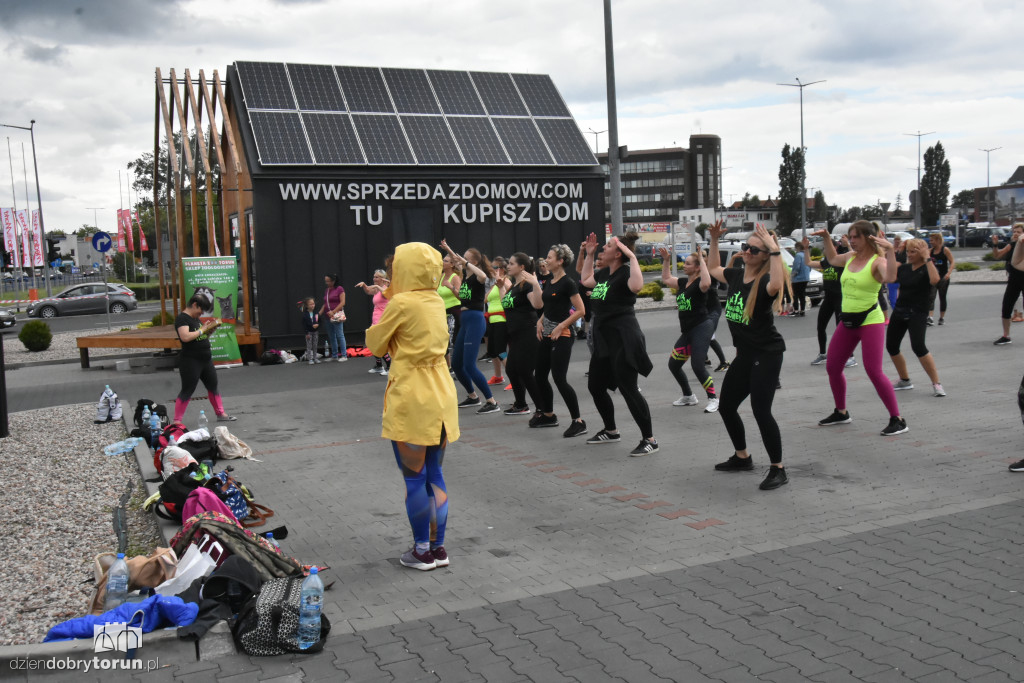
[105,552,129,612]
[197,410,209,433]
[141,404,151,423]
[297,568,324,650]
[265,532,280,550]
[149,408,161,449]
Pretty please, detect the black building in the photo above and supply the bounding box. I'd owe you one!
[597,134,722,226]
[225,62,604,348]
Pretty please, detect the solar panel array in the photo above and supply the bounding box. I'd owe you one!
[234,61,597,168]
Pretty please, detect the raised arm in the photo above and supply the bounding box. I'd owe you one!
[659,246,679,289]
[695,248,711,293]
[580,232,599,288]
[925,256,940,286]
[523,270,544,309]
[1011,232,1024,270]
[817,230,848,267]
[706,219,727,284]
[869,235,898,284]
[612,237,644,294]
[754,225,785,296]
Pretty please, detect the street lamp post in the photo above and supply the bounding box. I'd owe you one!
[603,0,623,237]
[587,128,608,155]
[777,78,824,234]
[979,147,1001,223]
[0,120,52,296]
[904,131,935,229]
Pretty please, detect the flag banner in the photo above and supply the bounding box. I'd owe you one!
[16,210,31,267]
[31,210,44,267]
[122,209,135,251]
[115,210,126,253]
[181,256,242,368]
[133,211,149,251]
[1,207,20,268]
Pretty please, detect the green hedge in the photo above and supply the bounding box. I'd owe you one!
[18,320,52,351]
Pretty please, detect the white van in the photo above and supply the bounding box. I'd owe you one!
[830,222,854,239]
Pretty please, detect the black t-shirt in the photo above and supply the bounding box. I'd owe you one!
[820,258,844,293]
[458,271,486,311]
[176,312,212,360]
[894,263,932,315]
[722,268,785,353]
[930,246,949,278]
[1002,243,1024,283]
[675,278,709,332]
[501,280,537,333]
[538,272,553,290]
[589,266,636,320]
[705,284,721,315]
[541,274,578,323]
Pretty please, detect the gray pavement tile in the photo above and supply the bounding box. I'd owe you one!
[924,651,1000,680]
[915,671,978,683]
[367,640,420,666]
[419,658,483,683]
[469,660,529,683]
[381,657,438,681]
[295,653,342,680]
[976,651,1024,677]
[336,656,392,681]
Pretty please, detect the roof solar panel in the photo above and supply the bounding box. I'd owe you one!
[446,117,509,165]
[535,118,597,165]
[288,63,347,111]
[336,66,394,113]
[426,70,486,115]
[351,114,415,164]
[491,118,553,165]
[512,73,571,117]
[249,111,313,164]
[236,61,296,110]
[383,68,441,114]
[470,72,529,116]
[400,116,463,164]
[302,113,365,164]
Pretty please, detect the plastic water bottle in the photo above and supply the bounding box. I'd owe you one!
[265,532,280,550]
[141,404,151,423]
[149,409,161,449]
[197,410,209,433]
[297,568,324,649]
[105,552,129,612]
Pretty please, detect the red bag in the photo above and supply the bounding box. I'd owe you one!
[152,422,189,476]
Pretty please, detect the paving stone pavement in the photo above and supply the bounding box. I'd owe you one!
[3,284,1023,681]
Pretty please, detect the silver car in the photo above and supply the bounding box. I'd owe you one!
[26,283,138,318]
[0,307,15,329]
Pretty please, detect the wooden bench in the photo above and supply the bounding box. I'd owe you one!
[76,325,262,368]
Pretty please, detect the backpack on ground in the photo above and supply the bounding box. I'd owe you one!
[146,464,205,521]
[94,386,123,424]
[233,575,331,656]
[152,422,190,476]
[170,511,302,579]
[134,398,169,429]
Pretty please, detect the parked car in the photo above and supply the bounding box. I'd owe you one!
[885,231,916,244]
[712,241,823,306]
[26,283,137,318]
[633,243,656,261]
[0,307,15,329]
[964,226,1010,247]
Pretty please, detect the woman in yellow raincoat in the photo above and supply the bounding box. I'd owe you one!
[366,242,460,571]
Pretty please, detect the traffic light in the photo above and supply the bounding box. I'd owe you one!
[1,249,10,267]
[46,237,60,263]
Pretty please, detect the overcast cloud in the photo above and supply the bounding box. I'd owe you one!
[0,0,1021,232]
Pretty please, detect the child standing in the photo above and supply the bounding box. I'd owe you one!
[300,298,322,364]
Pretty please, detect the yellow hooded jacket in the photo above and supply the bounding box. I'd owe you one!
[365,242,460,445]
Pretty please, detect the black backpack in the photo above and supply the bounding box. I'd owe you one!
[233,576,331,656]
[134,398,169,429]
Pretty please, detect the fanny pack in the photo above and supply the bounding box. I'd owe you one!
[839,303,878,328]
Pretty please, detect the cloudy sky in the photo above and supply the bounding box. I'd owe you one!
[1,0,1021,233]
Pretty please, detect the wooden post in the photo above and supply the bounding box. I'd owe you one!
[199,70,232,258]
[153,69,167,323]
[185,70,217,259]
[155,68,183,314]
[168,70,190,310]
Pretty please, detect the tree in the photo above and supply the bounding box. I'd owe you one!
[840,206,862,222]
[951,189,974,213]
[921,141,951,226]
[777,143,805,231]
[75,224,99,239]
[739,192,761,210]
[861,205,883,220]
[812,190,828,222]
[893,192,903,213]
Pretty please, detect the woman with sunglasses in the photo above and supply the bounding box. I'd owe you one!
[815,221,906,436]
[707,221,790,490]
[581,231,658,456]
[440,239,500,414]
[886,238,945,396]
[659,245,718,413]
[500,253,543,415]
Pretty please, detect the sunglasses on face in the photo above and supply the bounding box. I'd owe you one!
[740,243,764,256]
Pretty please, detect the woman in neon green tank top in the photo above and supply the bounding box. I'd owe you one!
[438,255,462,370]
[815,220,908,436]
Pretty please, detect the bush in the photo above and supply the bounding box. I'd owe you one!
[982,253,995,261]
[990,262,1006,271]
[810,247,823,258]
[638,281,664,301]
[18,320,52,352]
[639,263,661,272]
[152,311,175,326]
[955,262,980,272]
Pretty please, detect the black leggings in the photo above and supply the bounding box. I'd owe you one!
[506,327,541,409]
[886,312,929,358]
[1001,278,1024,319]
[178,354,218,402]
[535,335,580,419]
[817,290,842,354]
[588,349,653,439]
[668,319,715,398]
[792,281,808,312]
[718,350,784,464]
[928,278,950,314]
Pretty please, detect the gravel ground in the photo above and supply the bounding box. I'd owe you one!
[4,328,140,364]
[0,405,161,645]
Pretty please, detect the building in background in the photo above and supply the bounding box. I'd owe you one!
[597,134,722,229]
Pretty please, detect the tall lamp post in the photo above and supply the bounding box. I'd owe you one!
[777,78,824,234]
[587,128,608,155]
[0,120,52,296]
[979,147,1001,223]
[603,0,623,237]
[904,130,935,229]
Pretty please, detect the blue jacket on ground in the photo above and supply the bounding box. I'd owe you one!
[44,594,198,642]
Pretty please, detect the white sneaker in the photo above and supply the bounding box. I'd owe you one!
[307,360,314,365]
[932,383,946,397]
[844,356,858,368]
[673,395,699,406]
[337,356,348,362]
[368,367,381,374]
[810,353,827,366]
[893,378,914,391]
[704,398,720,413]
[380,368,389,376]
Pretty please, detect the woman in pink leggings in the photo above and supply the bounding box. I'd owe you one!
[815,221,907,436]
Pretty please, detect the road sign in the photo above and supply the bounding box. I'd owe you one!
[92,231,112,253]
[93,262,100,269]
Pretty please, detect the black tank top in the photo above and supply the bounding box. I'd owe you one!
[458,271,486,311]
[930,246,948,279]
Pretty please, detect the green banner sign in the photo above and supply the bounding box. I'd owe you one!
[182,256,242,367]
